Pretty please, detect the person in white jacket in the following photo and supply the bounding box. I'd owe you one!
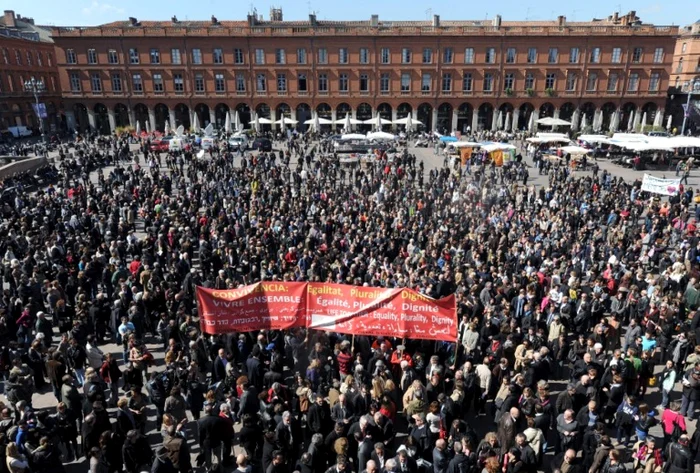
[86,335,105,370]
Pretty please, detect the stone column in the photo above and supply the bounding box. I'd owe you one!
[553,108,560,120]
[491,111,498,131]
[270,109,277,130]
[169,110,176,130]
[107,109,116,133]
[513,109,520,132]
[451,109,458,133]
[128,108,135,128]
[431,108,438,132]
[531,110,540,132]
[209,110,216,128]
[331,110,337,131]
[87,109,96,130]
[471,109,478,132]
[148,108,156,132]
[392,109,398,132]
[65,110,76,131]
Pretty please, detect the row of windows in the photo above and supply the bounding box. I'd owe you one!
[1,48,52,67]
[64,45,667,66]
[68,70,661,94]
[1,74,57,94]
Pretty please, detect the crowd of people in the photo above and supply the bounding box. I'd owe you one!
[0,129,699,473]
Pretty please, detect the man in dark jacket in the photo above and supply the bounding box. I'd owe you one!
[432,439,449,473]
[445,441,472,473]
[198,405,233,470]
[245,347,264,391]
[307,395,333,437]
[665,435,694,473]
[122,429,154,473]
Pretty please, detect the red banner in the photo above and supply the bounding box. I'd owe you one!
[195,283,456,342]
[196,283,307,334]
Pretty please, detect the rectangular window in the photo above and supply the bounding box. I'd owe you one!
[298,73,307,91]
[360,73,369,92]
[132,73,143,92]
[462,73,473,92]
[653,47,664,64]
[66,49,76,64]
[192,49,202,64]
[525,73,535,90]
[153,73,163,92]
[15,50,21,65]
[171,48,181,64]
[215,73,225,92]
[569,47,580,64]
[628,72,639,92]
[589,47,601,63]
[547,48,558,64]
[111,72,122,92]
[527,48,537,64]
[421,73,431,91]
[234,48,244,64]
[485,48,496,64]
[339,73,349,92]
[47,53,52,67]
[255,49,265,64]
[297,48,307,64]
[649,72,660,91]
[87,49,97,64]
[443,47,453,64]
[380,73,390,92]
[545,73,556,89]
[236,74,245,92]
[69,72,81,91]
[213,48,223,64]
[503,73,514,90]
[586,72,598,91]
[150,48,160,64]
[107,49,118,64]
[442,73,452,92]
[36,52,42,66]
[402,48,412,64]
[566,72,577,91]
[422,48,432,64]
[194,73,204,92]
[611,48,622,64]
[174,73,184,92]
[318,73,328,92]
[401,73,410,92]
[91,72,101,92]
[317,48,327,64]
[506,48,516,64]
[483,73,494,91]
[607,72,618,92]
[380,48,390,64]
[129,48,139,64]
[360,48,369,64]
[277,73,287,92]
[338,48,348,64]
[275,48,286,64]
[632,47,643,63]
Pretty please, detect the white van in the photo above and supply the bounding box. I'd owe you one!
[8,126,32,138]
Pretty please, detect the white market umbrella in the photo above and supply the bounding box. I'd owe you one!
[666,115,673,131]
[496,111,504,130]
[610,111,620,132]
[252,112,260,132]
[640,112,648,132]
[224,113,231,134]
[343,113,352,132]
[135,121,141,135]
[504,112,511,132]
[234,110,241,131]
[571,109,580,132]
[367,131,396,141]
[528,113,534,132]
[145,121,151,134]
[313,112,320,132]
[627,111,635,131]
[581,114,588,130]
[405,114,413,132]
[193,113,201,133]
[257,117,273,124]
[279,115,286,129]
[653,112,662,129]
[164,121,171,136]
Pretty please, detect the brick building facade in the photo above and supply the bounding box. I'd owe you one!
[0,10,63,133]
[51,10,677,134]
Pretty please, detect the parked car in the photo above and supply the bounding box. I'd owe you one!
[149,138,171,152]
[251,137,272,152]
[228,135,249,151]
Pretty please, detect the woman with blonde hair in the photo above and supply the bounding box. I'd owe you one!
[5,442,29,472]
[340,375,355,395]
[371,377,386,401]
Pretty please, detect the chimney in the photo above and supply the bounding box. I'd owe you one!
[3,10,16,28]
[557,15,566,26]
[247,14,257,26]
[493,14,502,28]
[612,12,619,22]
[432,14,440,27]
[270,7,283,22]
[24,17,34,25]
[370,14,379,27]
[128,16,138,26]
[211,15,218,25]
[171,16,178,23]
[309,14,317,26]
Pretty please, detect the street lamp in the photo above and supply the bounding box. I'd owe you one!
[23,77,46,143]
[681,78,700,136]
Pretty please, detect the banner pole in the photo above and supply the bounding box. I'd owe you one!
[351,334,355,353]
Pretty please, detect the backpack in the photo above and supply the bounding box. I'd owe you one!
[670,416,685,442]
